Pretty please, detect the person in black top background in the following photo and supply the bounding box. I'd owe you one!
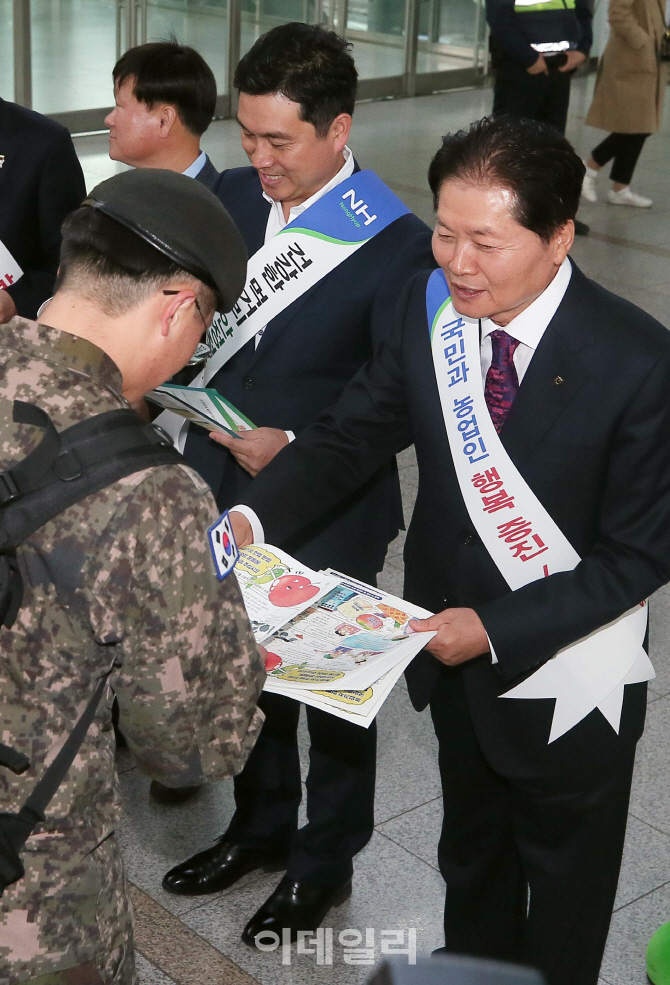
[0,98,85,321]
[485,0,592,235]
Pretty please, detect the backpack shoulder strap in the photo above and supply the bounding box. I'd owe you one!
[0,402,182,548]
[0,401,183,626]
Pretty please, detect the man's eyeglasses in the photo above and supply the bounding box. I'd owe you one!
[162,289,208,333]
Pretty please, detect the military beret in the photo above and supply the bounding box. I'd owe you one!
[83,168,247,311]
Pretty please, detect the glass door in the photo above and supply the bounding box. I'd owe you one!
[30,0,119,123]
[346,0,408,96]
[415,0,486,92]
[145,1,230,104]
[6,0,235,132]
[5,0,488,132]
[239,0,322,57]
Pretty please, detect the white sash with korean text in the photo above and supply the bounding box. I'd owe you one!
[158,171,410,449]
[426,268,654,743]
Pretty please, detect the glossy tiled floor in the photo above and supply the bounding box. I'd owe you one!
[71,76,670,984]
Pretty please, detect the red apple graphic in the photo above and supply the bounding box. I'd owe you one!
[264,652,282,672]
[268,575,320,607]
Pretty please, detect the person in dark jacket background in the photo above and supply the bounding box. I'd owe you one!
[485,0,592,234]
[0,97,86,321]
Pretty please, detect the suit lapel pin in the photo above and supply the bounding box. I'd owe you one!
[0,156,5,169]
[554,375,565,386]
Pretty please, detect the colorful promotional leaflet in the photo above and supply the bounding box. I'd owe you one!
[0,238,22,292]
[155,170,409,451]
[426,267,654,743]
[260,570,434,693]
[237,555,436,727]
[263,656,417,729]
[146,383,256,440]
[236,545,340,646]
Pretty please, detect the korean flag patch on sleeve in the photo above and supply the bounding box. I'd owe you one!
[208,510,240,580]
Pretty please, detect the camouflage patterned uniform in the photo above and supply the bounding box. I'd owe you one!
[0,317,266,984]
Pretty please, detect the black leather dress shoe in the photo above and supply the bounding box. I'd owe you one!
[149,780,202,804]
[242,875,352,946]
[162,838,289,896]
[574,218,590,236]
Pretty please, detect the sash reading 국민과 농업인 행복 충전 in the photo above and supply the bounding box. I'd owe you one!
[156,170,410,451]
[426,267,654,743]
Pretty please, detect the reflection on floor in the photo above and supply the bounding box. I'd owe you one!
[69,77,670,984]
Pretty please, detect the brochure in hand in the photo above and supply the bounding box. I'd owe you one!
[146,383,256,440]
[237,547,436,727]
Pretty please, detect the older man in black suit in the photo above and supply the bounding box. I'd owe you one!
[227,117,670,985]
[105,41,220,189]
[161,22,434,943]
[0,98,85,321]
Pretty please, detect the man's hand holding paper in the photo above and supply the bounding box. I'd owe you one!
[0,289,17,323]
[409,608,489,666]
[230,510,254,549]
[210,426,289,477]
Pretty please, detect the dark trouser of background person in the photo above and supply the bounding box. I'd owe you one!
[491,50,589,236]
[226,691,377,884]
[429,668,635,985]
[492,52,573,134]
[590,133,649,186]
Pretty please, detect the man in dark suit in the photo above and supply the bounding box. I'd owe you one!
[227,116,670,985]
[105,42,219,189]
[0,98,85,321]
[161,23,434,941]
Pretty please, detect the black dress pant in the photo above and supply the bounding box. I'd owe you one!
[429,668,635,985]
[226,690,377,884]
[591,133,650,186]
[492,52,573,135]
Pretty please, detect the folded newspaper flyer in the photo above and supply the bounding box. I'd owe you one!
[236,546,436,727]
[146,383,256,439]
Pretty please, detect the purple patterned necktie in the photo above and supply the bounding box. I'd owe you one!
[485,329,521,434]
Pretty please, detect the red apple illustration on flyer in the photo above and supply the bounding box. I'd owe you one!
[235,545,340,645]
[268,574,320,607]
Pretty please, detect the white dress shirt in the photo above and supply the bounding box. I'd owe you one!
[182,150,207,179]
[478,256,572,385]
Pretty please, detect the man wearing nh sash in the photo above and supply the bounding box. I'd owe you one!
[161,23,434,940]
[227,116,670,984]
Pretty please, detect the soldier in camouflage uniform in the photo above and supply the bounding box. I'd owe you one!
[0,170,265,984]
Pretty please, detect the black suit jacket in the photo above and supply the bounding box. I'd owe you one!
[239,262,670,776]
[194,154,219,191]
[0,99,86,318]
[184,163,435,579]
